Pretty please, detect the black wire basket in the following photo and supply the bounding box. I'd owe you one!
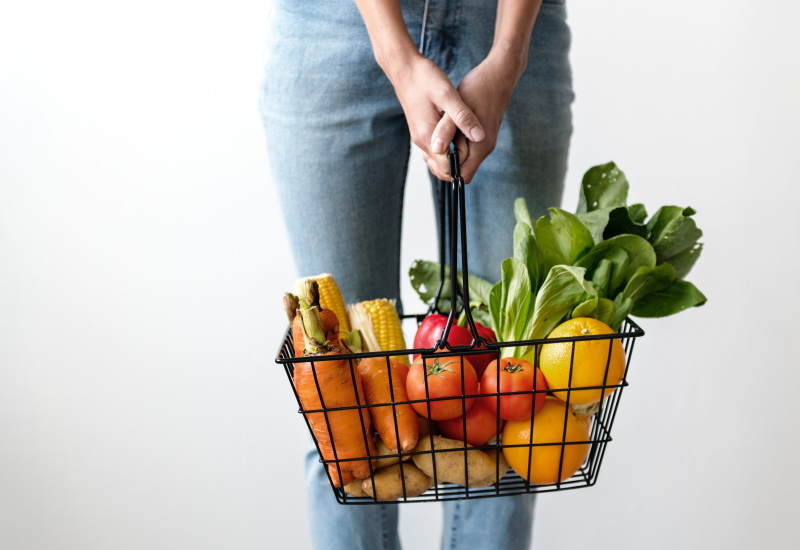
[275,147,645,504]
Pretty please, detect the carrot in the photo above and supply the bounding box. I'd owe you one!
[293,303,376,486]
[357,357,420,453]
[285,280,340,357]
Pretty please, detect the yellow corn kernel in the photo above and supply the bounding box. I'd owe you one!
[294,273,350,333]
[348,299,409,365]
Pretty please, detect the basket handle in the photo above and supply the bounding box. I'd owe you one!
[428,143,491,352]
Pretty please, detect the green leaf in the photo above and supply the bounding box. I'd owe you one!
[667,243,704,279]
[631,280,708,317]
[527,265,597,342]
[576,209,611,245]
[577,162,629,213]
[611,263,677,329]
[604,205,649,239]
[489,258,533,346]
[409,259,446,306]
[514,197,534,229]
[408,259,494,315]
[589,258,614,298]
[534,208,594,269]
[618,263,677,304]
[575,235,657,297]
[572,296,617,327]
[647,206,704,267]
[513,221,545,295]
[470,307,493,329]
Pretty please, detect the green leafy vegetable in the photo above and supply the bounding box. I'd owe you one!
[577,162,629,213]
[572,295,617,327]
[409,160,706,346]
[631,280,707,317]
[534,208,595,269]
[408,259,494,326]
[646,206,704,276]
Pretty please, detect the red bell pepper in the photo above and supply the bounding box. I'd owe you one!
[412,313,498,377]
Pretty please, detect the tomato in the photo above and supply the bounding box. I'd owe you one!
[407,354,479,421]
[412,314,498,378]
[480,358,547,421]
[437,397,504,447]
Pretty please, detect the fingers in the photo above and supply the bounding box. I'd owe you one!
[457,135,496,184]
[430,115,457,156]
[424,128,472,182]
[439,93,485,144]
[428,92,484,156]
[426,115,470,180]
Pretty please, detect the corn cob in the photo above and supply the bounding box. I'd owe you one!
[348,299,409,365]
[294,273,350,333]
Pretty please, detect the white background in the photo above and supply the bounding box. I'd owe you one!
[2,1,799,549]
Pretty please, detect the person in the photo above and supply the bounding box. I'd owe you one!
[260,1,573,548]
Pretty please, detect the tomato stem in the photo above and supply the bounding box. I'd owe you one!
[426,358,456,378]
[503,362,525,373]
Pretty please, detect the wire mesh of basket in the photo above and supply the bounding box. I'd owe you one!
[275,146,644,504]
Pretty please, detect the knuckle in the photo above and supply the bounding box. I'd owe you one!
[454,107,475,127]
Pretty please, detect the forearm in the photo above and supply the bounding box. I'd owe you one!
[491,0,543,80]
[352,0,420,78]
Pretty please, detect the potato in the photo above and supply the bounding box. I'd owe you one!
[469,448,509,488]
[373,438,403,470]
[412,435,508,488]
[361,463,432,501]
[344,479,367,497]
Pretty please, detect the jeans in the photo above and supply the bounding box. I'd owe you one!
[261,1,573,548]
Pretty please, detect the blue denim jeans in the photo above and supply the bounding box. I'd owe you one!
[261,1,572,548]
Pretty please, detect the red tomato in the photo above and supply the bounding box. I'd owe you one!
[407,354,479,421]
[480,358,547,421]
[412,314,498,378]
[437,397,504,447]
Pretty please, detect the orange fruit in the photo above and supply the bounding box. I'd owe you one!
[538,317,626,405]
[502,397,591,485]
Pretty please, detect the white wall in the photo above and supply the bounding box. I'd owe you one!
[1,1,798,549]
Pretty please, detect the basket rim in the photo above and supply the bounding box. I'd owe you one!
[275,315,644,365]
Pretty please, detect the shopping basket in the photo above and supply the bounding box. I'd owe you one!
[275,147,645,504]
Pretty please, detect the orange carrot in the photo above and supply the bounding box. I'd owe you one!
[285,280,340,357]
[293,304,376,486]
[357,357,420,453]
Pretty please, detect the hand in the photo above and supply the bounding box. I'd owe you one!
[385,53,486,181]
[426,48,526,183]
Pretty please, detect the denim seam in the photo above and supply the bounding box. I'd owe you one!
[447,501,461,550]
[381,505,390,550]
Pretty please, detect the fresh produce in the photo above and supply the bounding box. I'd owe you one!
[470,451,509,488]
[437,397,503,447]
[412,313,497,377]
[349,298,409,365]
[406,354,478,420]
[502,397,591,485]
[292,302,377,487]
[356,356,419,453]
[361,462,433,501]
[480,358,547,421]
[413,435,509,488]
[294,273,350,335]
[285,281,340,356]
[372,437,405,470]
[344,478,367,498]
[539,317,627,405]
[409,162,706,364]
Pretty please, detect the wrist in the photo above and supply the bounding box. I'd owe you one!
[487,39,529,83]
[374,38,422,82]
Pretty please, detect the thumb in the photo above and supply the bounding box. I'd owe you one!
[439,92,485,144]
